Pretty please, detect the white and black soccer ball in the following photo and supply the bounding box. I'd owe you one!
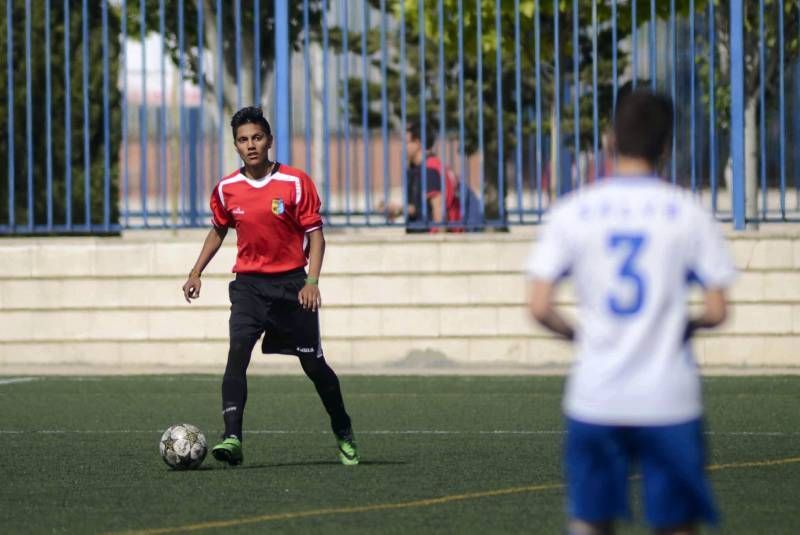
[159,423,208,470]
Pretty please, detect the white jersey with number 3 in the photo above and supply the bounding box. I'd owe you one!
[526,177,736,425]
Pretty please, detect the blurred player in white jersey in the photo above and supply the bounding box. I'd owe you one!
[526,89,736,535]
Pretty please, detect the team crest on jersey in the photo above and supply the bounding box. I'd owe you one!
[272,198,285,215]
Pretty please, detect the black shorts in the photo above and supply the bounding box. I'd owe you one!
[228,269,322,358]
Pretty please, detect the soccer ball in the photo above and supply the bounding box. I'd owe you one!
[159,423,208,470]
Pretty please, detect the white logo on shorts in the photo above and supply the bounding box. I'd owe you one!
[296,347,315,353]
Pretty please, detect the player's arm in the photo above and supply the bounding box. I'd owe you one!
[182,226,228,303]
[426,168,444,226]
[429,192,443,223]
[684,288,728,340]
[299,228,324,312]
[527,279,575,341]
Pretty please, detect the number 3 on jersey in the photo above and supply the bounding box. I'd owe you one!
[607,233,647,316]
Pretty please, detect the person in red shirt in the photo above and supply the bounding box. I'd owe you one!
[181,106,358,466]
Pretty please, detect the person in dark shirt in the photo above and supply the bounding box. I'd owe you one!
[383,122,461,232]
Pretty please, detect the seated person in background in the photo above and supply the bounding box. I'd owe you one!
[381,121,462,233]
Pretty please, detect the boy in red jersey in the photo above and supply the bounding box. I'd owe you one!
[181,106,358,466]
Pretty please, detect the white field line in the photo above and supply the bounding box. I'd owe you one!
[0,377,37,386]
[0,429,796,437]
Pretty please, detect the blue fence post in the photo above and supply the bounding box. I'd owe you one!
[102,0,110,231]
[6,0,14,229]
[25,0,32,230]
[275,0,290,163]
[730,0,746,229]
[64,0,72,228]
[159,0,167,227]
[83,0,91,228]
[45,0,53,230]
[121,0,127,228]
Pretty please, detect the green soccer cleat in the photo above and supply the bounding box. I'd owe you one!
[336,430,359,466]
[211,436,243,466]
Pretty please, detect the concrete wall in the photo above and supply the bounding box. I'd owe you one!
[1,227,799,373]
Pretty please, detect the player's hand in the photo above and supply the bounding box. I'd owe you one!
[182,274,202,303]
[298,284,321,312]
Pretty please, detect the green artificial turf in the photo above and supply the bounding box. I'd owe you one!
[0,375,798,534]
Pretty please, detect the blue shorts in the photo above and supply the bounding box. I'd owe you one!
[564,417,718,529]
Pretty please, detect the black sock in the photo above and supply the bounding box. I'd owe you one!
[221,376,246,440]
[300,355,352,436]
[221,336,254,441]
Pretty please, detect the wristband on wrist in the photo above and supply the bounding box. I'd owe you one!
[189,269,201,278]
[305,276,319,285]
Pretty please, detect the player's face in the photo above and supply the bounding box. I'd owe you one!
[406,131,422,164]
[234,123,272,168]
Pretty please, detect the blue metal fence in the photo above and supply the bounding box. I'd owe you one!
[1,0,799,234]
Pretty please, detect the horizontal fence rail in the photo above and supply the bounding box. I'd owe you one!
[1,0,799,235]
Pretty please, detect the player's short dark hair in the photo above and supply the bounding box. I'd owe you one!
[406,120,437,150]
[230,106,272,140]
[613,89,673,166]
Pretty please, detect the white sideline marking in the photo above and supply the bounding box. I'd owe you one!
[0,429,797,437]
[0,377,37,386]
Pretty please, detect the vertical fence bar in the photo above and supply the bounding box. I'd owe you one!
[438,0,447,227]
[139,0,147,225]
[514,0,523,222]
[553,0,561,198]
[254,0,260,106]
[476,0,485,218]
[689,0,696,192]
[197,0,205,213]
[457,0,466,223]
[709,0,717,213]
[572,0,579,189]
[632,0,637,87]
[45,0,53,229]
[730,0,745,229]
[235,0,241,110]
[121,0,127,228]
[362,0,371,224]
[400,0,408,222]
[159,0,167,226]
[417,0,426,224]
[649,0,656,89]
[102,0,110,230]
[275,0,290,163]
[796,0,799,207]
[178,0,186,225]
[6,0,13,229]
[670,0,676,184]
[591,0,599,182]
[25,0,32,230]
[322,0,330,217]
[534,0,542,219]
[611,0,617,112]
[342,0,351,223]
[303,0,312,175]
[778,0,786,219]
[380,0,390,218]
[83,0,91,227]
[495,0,504,222]
[759,0,766,217]
[216,0,223,181]
[63,0,70,229]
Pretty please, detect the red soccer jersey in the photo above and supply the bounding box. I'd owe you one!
[209,164,324,274]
